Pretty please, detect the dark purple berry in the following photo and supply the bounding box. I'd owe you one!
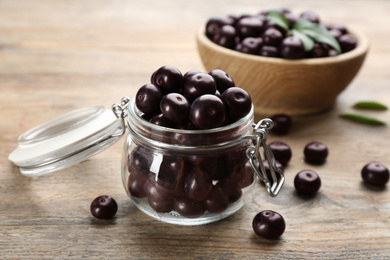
[236,16,264,39]
[263,20,286,36]
[236,162,255,189]
[174,198,205,218]
[190,94,226,129]
[155,156,185,192]
[284,13,299,28]
[212,25,237,49]
[268,141,292,166]
[333,24,348,34]
[209,69,235,93]
[206,17,235,39]
[160,93,190,123]
[184,166,213,202]
[328,28,342,40]
[308,43,327,58]
[269,114,292,135]
[182,73,217,101]
[221,87,252,121]
[260,45,279,57]
[262,28,283,46]
[127,146,153,175]
[279,36,305,59]
[135,84,163,115]
[149,114,174,128]
[183,70,201,81]
[294,170,321,196]
[300,11,320,23]
[204,186,229,214]
[327,48,339,57]
[90,195,118,220]
[152,65,183,94]
[361,162,389,186]
[128,172,148,198]
[338,34,357,53]
[304,141,328,164]
[236,37,263,55]
[252,210,285,239]
[145,180,175,213]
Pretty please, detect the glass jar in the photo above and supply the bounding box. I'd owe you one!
[9,96,284,226]
[120,97,284,225]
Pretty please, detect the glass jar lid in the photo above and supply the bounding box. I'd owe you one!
[8,105,125,177]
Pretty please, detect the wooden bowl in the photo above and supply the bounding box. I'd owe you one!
[196,26,369,116]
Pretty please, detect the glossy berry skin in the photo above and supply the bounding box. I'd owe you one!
[135,84,163,115]
[212,25,237,49]
[128,172,148,198]
[206,16,235,39]
[127,146,153,175]
[203,186,229,214]
[263,20,286,36]
[190,94,226,129]
[209,69,235,93]
[294,170,321,196]
[260,46,279,57]
[90,195,118,220]
[252,210,286,239]
[327,48,339,57]
[235,16,264,39]
[236,37,263,55]
[268,141,292,166]
[221,87,252,121]
[338,34,357,53]
[279,36,305,59]
[160,93,190,123]
[262,28,283,46]
[361,162,389,186]
[269,114,292,135]
[300,11,320,23]
[144,180,175,213]
[308,43,327,58]
[304,141,328,164]
[174,198,205,218]
[149,114,174,128]
[152,65,183,94]
[184,166,213,201]
[182,73,217,101]
[329,29,342,40]
[284,13,299,28]
[183,70,201,81]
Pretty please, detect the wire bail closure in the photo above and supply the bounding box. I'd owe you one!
[111,96,131,136]
[245,118,285,197]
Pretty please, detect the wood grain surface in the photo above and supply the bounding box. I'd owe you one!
[1,0,389,259]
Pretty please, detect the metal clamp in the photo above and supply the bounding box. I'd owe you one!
[111,96,131,137]
[245,118,285,197]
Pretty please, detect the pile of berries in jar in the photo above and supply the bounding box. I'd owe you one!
[136,65,252,130]
[125,65,257,222]
[206,8,357,59]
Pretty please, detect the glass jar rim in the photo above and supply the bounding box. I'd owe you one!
[126,97,254,149]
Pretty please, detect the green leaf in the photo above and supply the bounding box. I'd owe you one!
[292,29,315,52]
[293,19,341,53]
[339,113,386,126]
[267,11,289,32]
[352,101,388,110]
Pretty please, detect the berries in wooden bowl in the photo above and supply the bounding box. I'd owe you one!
[197,8,369,116]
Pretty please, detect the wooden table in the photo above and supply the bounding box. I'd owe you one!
[1,0,389,259]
